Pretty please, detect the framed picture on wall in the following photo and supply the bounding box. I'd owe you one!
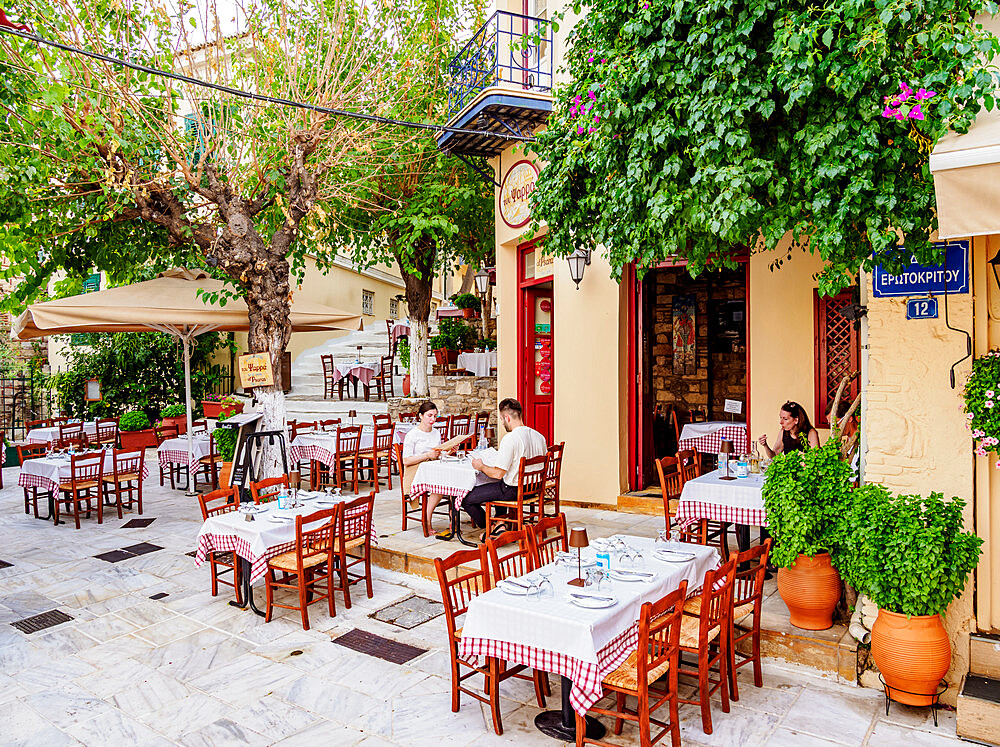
[672,294,696,375]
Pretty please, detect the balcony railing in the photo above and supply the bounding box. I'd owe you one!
[447,11,553,118]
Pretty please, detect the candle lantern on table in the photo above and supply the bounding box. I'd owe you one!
[567,527,589,587]
[719,440,736,481]
[349,409,357,427]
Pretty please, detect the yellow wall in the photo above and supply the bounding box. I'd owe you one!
[864,247,977,701]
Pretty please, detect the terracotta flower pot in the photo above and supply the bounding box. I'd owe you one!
[161,415,187,434]
[871,609,951,706]
[219,461,233,489]
[202,401,244,419]
[776,552,841,630]
[120,428,157,451]
[402,374,411,396]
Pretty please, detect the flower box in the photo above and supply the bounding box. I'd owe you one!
[120,428,158,450]
[202,400,244,419]
[160,415,187,434]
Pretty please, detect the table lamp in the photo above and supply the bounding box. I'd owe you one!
[356,345,363,363]
[567,527,589,587]
[349,409,357,427]
[289,470,300,490]
[719,440,736,481]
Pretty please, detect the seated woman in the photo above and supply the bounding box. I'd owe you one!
[401,400,450,537]
[758,401,820,457]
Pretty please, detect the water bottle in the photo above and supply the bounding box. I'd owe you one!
[476,426,487,451]
[718,440,729,473]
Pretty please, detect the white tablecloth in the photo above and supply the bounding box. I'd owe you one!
[460,537,719,714]
[288,423,414,467]
[677,421,749,453]
[18,452,148,495]
[26,421,98,444]
[676,468,767,526]
[409,449,498,508]
[195,492,374,583]
[157,435,214,472]
[456,351,497,377]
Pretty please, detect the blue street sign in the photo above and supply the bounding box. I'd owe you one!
[872,240,969,298]
[906,298,939,319]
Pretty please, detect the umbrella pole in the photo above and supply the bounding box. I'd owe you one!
[183,332,197,497]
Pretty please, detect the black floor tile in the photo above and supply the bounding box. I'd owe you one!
[11,609,74,634]
[94,549,135,563]
[121,542,162,556]
[121,518,155,528]
[332,628,426,665]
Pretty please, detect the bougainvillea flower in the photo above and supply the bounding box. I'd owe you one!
[570,106,578,116]
[577,125,585,134]
[588,90,596,100]
[915,88,936,100]
[588,127,595,133]
[909,104,925,120]
[573,95,581,104]
[881,106,897,119]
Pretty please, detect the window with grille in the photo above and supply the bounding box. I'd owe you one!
[362,289,374,316]
[389,298,399,319]
[814,290,861,428]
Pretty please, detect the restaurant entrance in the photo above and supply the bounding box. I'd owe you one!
[518,239,554,443]
[628,262,749,491]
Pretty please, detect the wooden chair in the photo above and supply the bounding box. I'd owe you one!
[676,448,702,476]
[434,547,546,736]
[292,420,317,438]
[543,441,565,516]
[399,411,418,423]
[677,556,737,735]
[321,354,337,399]
[101,449,145,518]
[250,475,290,504]
[57,451,105,529]
[155,423,184,489]
[194,431,224,492]
[575,582,688,747]
[265,506,340,630]
[372,355,394,400]
[432,414,451,442]
[689,409,707,423]
[331,425,362,493]
[372,414,391,427]
[57,421,86,449]
[474,411,489,440]
[197,486,243,604]
[190,419,208,434]
[386,319,396,357]
[95,418,119,448]
[527,513,569,567]
[319,418,341,432]
[669,409,682,447]
[18,443,50,517]
[655,455,703,545]
[359,422,394,492]
[50,416,68,425]
[397,442,449,536]
[675,450,730,560]
[434,348,465,376]
[26,418,49,430]
[485,528,535,581]
[484,454,548,535]
[332,492,375,609]
[450,414,472,443]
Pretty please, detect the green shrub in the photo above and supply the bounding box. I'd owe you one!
[119,410,150,432]
[838,487,982,617]
[160,404,186,418]
[431,318,478,351]
[450,293,481,312]
[480,338,497,351]
[214,412,238,461]
[398,338,410,371]
[762,436,851,568]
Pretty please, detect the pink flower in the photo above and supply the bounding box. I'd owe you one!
[594,115,600,123]
[881,106,897,119]
[601,58,606,63]
[909,104,925,121]
[915,88,936,100]
[569,106,577,117]
[893,110,905,121]
[588,127,595,133]
[899,82,913,99]
[987,390,994,398]
[577,126,585,134]
[588,56,594,62]
[968,412,976,419]
[985,400,994,409]
[573,95,581,104]
[588,90,596,100]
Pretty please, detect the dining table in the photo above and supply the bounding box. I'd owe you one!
[459,536,719,740]
[677,421,749,454]
[390,321,410,346]
[195,489,375,616]
[288,422,415,468]
[157,433,215,473]
[677,468,767,553]
[26,420,98,444]
[456,351,497,377]
[409,448,499,546]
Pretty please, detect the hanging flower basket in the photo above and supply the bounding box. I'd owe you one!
[962,350,1000,460]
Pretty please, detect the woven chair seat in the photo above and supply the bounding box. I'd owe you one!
[333,536,365,552]
[682,595,753,622]
[268,550,329,573]
[59,480,99,491]
[602,648,672,693]
[679,614,722,649]
[452,625,463,642]
[488,495,540,508]
[199,455,222,464]
[212,550,237,564]
[102,473,140,483]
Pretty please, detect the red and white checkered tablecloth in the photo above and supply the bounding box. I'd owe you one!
[26,421,99,444]
[331,362,377,385]
[390,322,410,345]
[288,425,412,469]
[408,449,498,509]
[157,436,214,472]
[677,422,749,454]
[676,469,767,527]
[18,454,149,495]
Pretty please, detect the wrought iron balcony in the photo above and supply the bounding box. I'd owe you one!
[437,11,553,158]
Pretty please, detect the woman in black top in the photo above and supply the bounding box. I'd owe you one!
[758,401,820,458]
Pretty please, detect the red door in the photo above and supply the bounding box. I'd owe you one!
[627,265,654,490]
[518,240,554,442]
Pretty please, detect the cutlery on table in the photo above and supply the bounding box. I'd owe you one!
[504,578,531,589]
[614,569,655,578]
[570,592,615,603]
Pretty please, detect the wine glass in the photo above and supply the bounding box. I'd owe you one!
[655,530,669,550]
[537,569,554,600]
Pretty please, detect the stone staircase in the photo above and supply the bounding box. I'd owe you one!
[285,326,431,424]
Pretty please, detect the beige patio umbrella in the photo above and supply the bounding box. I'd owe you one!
[13,268,363,474]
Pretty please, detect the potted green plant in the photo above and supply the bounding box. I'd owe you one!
[480,338,497,351]
[119,410,156,450]
[398,337,411,396]
[4,435,18,467]
[214,412,239,486]
[201,394,244,419]
[838,485,981,705]
[762,435,851,630]
[451,292,482,319]
[430,318,464,365]
[159,403,188,434]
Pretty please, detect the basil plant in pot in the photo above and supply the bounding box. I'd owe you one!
[159,403,188,434]
[762,436,852,630]
[214,412,239,487]
[398,338,411,396]
[838,485,982,705]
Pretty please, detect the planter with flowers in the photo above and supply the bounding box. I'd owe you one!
[119,410,156,450]
[159,403,188,434]
[202,394,244,419]
[963,350,1000,460]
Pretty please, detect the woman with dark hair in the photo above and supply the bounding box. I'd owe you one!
[402,401,449,532]
[758,401,820,458]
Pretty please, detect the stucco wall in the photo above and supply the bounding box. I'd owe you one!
[864,260,976,702]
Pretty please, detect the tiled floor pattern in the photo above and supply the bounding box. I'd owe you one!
[0,460,961,746]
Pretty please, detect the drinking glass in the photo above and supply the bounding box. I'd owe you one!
[537,570,554,600]
[655,530,669,550]
[324,486,333,500]
[631,547,646,570]
[524,578,541,601]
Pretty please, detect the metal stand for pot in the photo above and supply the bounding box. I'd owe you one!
[878,674,947,727]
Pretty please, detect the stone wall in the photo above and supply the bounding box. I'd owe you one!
[649,268,746,418]
[388,375,498,431]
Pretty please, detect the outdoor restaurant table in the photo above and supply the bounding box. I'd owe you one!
[390,321,410,345]
[456,351,497,377]
[677,421,749,454]
[677,468,767,553]
[157,433,214,472]
[194,490,377,615]
[26,420,98,444]
[435,305,466,319]
[288,423,415,467]
[330,362,377,385]
[458,537,719,728]
[18,451,150,521]
[409,449,499,547]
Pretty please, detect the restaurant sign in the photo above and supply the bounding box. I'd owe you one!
[238,352,274,388]
[499,160,538,229]
[872,240,969,298]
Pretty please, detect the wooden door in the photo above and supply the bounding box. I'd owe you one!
[520,286,554,443]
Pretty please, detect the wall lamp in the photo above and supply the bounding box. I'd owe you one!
[567,248,592,290]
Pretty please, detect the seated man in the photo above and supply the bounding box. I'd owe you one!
[463,398,547,539]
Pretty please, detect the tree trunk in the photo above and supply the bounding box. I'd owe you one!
[481,282,492,339]
[411,320,430,398]
[397,240,435,399]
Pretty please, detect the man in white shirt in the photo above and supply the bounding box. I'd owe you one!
[464,398,547,534]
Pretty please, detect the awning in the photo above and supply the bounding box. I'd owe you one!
[930,107,1000,239]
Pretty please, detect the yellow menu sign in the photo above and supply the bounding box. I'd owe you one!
[239,352,274,388]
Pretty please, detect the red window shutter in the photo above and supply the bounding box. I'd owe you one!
[814,291,860,429]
